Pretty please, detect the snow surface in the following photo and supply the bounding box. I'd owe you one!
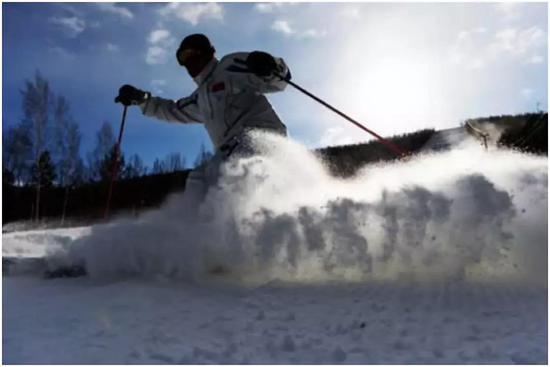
[3,133,548,364]
[2,227,90,258]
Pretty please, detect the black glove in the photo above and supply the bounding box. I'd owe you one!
[115,85,149,106]
[246,51,278,77]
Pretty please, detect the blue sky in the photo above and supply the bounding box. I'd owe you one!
[3,2,548,168]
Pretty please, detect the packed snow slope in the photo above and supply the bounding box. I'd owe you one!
[3,132,547,364]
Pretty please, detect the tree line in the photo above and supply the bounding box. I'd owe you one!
[473,112,548,155]
[4,72,546,226]
[316,129,436,177]
[3,71,212,223]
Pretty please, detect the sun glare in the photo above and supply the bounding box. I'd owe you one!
[362,58,436,121]
[328,20,450,136]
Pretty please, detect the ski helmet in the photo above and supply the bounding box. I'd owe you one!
[176,34,215,65]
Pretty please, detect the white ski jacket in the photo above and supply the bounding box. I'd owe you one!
[139,52,290,152]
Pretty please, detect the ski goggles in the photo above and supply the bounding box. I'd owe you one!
[176,48,201,66]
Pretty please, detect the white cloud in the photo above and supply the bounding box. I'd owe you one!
[55,4,82,17]
[271,19,326,40]
[450,25,546,69]
[146,28,176,65]
[146,47,168,65]
[255,3,276,13]
[449,28,489,70]
[152,79,166,86]
[106,43,119,52]
[50,16,86,37]
[149,29,171,44]
[297,29,327,40]
[97,3,134,20]
[491,27,545,55]
[158,3,223,26]
[151,79,167,94]
[339,7,361,19]
[272,20,295,35]
[49,46,76,61]
[457,27,487,40]
[476,27,487,34]
[254,3,290,13]
[457,30,470,40]
[495,2,522,21]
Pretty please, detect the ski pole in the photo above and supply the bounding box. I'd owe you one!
[274,72,407,157]
[104,105,128,219]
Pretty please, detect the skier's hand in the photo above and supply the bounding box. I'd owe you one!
[246,51,278,78]
[115,85,150,106]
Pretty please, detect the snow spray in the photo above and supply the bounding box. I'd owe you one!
[63,131,547,286]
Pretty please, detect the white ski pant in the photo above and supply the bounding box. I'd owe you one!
[182,128,284,219]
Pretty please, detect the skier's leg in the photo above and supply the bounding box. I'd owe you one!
[180,167,209,221]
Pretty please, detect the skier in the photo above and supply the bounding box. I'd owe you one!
[43,34,291,279]
[115,33,291,211]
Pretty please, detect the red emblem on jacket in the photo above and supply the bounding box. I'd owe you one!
[211,82,225,92]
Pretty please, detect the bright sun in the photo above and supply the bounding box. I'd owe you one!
[328,24,448,135]
[361,57,436,121]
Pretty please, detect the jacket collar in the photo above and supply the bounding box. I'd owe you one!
[193,57,219,86]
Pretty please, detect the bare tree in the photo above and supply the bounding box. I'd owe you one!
[193,143,213,168]
[3,123,33,185]
[87,121,115,181]
[124,154,147,178]
[52,95,83,224]
[22,71,52,161]
[164,152,185,172]
[152,158,166,174]
[21,71,53,220]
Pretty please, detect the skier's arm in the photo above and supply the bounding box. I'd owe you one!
[139,94,203,124]
[225,52,291,94]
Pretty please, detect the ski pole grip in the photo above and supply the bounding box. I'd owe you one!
[274,71,290,82]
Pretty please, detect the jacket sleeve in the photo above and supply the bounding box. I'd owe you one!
[225,52,291,94]
[139,94,203,124]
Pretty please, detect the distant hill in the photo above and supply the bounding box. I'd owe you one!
[316,112,547,178]
[316,129,435,177]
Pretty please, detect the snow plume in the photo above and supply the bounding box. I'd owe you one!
[61,132,547,286]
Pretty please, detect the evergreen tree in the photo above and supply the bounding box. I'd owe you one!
[31,151,56,188]
[88,121,116,181]
[3,123,33,185]
[3,168,15,185]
